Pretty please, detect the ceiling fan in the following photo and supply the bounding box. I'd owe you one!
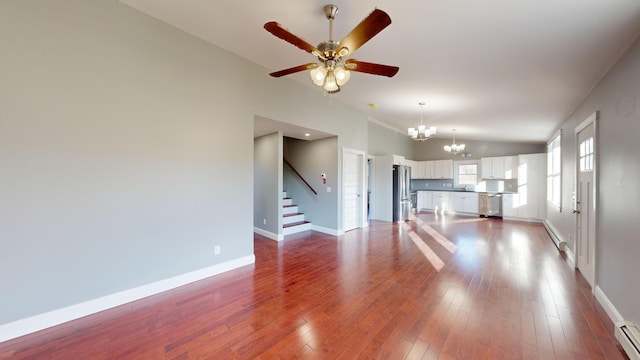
[264,4,399,94]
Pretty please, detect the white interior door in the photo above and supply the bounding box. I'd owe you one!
[343,149,364,232]
[575,116,596,287]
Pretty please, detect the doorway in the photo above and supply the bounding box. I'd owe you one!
[575,112,597,288]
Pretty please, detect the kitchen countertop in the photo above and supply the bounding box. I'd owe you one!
[412,189,517,194]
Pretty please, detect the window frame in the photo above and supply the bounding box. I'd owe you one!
[453,160,480,189]
[547,130,562,211]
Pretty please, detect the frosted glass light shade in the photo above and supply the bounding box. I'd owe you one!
[310,66,327,86]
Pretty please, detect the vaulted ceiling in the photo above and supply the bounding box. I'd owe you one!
[120,0,640,142]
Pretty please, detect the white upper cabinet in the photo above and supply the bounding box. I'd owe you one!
[434,160,454,179]
[481,156,517,179]
[412,160,453,179]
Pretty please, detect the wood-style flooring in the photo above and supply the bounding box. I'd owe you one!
[0,214,628,359]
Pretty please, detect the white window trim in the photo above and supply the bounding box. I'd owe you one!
[453,160,480,189]
[547,129,562,212]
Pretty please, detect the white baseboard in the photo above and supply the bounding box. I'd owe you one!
[564,246,575,268]
[594,285,624,325]
[311,224,343,236]
[502,216,543,223]
[0,255,255,343]
[253,226,283,241]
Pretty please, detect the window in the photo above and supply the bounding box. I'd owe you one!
[547,130,561,210]
[456,163,478,186]
[579,136,594,172]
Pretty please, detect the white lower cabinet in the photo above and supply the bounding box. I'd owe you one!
[417,191,479,214]
[501,193,518,218]
[431,192,450,213]
[416,191,433,211]
[449,192,479,214]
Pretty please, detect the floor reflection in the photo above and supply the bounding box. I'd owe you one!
[401,221,446,271]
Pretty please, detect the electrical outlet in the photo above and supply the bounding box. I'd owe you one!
[214,245,221,255]
[263,218,266,225]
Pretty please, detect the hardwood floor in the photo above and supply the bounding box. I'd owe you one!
[0,214,628,359]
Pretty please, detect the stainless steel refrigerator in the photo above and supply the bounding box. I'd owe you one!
[392,165,412,222]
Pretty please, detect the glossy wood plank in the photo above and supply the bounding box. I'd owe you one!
[0,214,628,359]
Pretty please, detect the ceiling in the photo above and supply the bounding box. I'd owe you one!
[120,0,640,143]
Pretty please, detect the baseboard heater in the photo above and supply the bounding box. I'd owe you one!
[542,219,565,251]
[616,321,640,360]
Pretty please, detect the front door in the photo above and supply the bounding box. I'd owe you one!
[575,114,597,287]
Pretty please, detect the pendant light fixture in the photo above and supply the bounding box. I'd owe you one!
[444,129,466,154]
[408,102,437,141]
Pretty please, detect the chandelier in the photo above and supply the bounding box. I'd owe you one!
[444,129,466,154]
[408,102,437,141]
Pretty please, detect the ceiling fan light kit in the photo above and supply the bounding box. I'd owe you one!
[265,4,399,94]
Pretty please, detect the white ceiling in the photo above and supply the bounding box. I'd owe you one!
[120,0,640,143]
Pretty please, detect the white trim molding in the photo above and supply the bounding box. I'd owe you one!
[0,255,255,343]
[254,226,284,241]
[595,285,624,325]
[311,224,343,236]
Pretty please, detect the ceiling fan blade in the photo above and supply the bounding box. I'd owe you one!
[264,22,321,55]
[345,59,399,77]
[337,9,391,58]
[269,63,318,78]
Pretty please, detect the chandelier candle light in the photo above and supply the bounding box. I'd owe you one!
[444,129,466,154]
[408,102,437,141]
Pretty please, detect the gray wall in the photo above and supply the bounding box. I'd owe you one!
[546,35,640,326]
[412,138,545,161]
[284,137,339,230]
[0,0,369,325]
[368,121,415,157]
[254,133,282,233]
[368,119,545,161]
[372,155,394,221]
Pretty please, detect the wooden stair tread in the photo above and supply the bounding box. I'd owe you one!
[283,212,304,217]
[283,221,310,228]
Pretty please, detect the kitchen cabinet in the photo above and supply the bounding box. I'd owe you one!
[450,192,479,214]
[481,156,517,179]
[413,161,433,179]
[392,155,405,165]
[501,193,519,218]
[405,160,418,178]
[416,191,433,211]
[431,191,450,213]
[433,160,454,179]
[501,153,546,221]
[413,160,453,179]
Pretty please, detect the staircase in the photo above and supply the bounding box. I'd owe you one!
[282,192,311,235]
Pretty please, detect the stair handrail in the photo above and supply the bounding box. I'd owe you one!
[283,158,318,195]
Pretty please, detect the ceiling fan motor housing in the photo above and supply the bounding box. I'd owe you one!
[324,4,338,20]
